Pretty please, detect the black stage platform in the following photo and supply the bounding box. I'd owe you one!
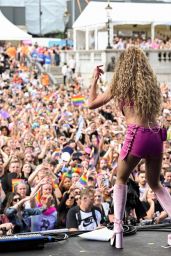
[1,231,171,256]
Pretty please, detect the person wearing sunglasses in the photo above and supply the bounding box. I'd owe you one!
[5,192,47,233]
[57,191,76,228]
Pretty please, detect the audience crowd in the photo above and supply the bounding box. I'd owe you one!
[0,41,171,235]
[113,36,171,50]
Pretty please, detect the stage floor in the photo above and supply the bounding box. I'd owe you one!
[1,231,171,256]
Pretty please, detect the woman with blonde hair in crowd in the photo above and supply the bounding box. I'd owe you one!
[30,177,61,208]
[141,187,169,224]
[94,188,110,224]
[88,46,171,249]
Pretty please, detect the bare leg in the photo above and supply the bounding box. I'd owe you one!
[116,154,141,184]
[111,154,141,248]
[145,154,171,217]
[145,154,162,191]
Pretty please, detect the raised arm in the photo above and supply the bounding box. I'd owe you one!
[87,65,112,109]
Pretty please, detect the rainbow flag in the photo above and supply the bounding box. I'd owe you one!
[71,95,85,106]
[72,167,81,175]
[62,172,72,179]
[35,191,41,204]
[52,179,59,189]
[79,174,87,186]
[12,179,25,192]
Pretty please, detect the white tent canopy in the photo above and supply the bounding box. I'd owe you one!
[0,10,32,40]
[73,2,171,29]
[73,2,171,50]
[0,0,66,35]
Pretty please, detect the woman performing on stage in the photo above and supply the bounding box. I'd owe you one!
[87,46,171,249]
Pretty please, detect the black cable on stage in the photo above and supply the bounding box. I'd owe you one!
[123,224,137,236]
[137,228,171,232]
[107,222,171,236]
[43,225,137,239]
[136,222,171,232]
[107,223,137,236]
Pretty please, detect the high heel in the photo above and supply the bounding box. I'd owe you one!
[111,184,127,249]
[116,232,123,249]
[110,232,123,249]
[110,219,123,249]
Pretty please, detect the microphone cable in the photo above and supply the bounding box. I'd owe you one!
[106,223,137,236]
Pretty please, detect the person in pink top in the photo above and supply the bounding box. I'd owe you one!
[87,46,171,249]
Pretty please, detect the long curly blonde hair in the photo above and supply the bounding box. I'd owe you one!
[110,46,162,119]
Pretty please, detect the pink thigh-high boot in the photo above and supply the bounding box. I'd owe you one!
[155,186,171,217]
[110,184,127,249]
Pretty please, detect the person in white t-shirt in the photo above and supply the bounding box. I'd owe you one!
[62,63,72,85]
[68,55,76,74]
[66,188,102,231]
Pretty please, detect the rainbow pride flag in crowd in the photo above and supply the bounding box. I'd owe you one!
[71,95,85,106]
[35,191,41,204]
[52,179,59,189]
[72,167,82,175]
[78,174,87,186]
[62,171,72,179]
[12,179,25,192]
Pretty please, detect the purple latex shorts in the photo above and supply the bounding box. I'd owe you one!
[120,124,164,160]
